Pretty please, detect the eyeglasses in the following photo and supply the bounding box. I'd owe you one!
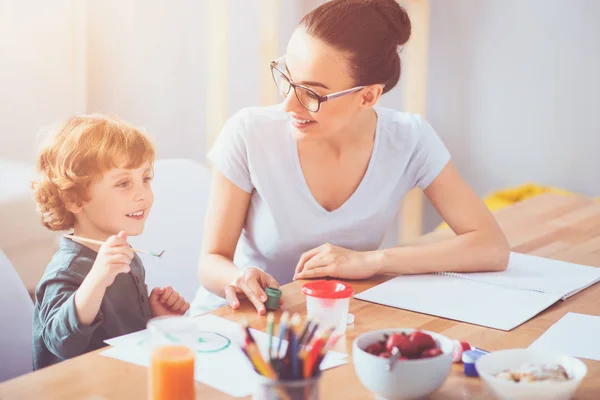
[270,56,365,112]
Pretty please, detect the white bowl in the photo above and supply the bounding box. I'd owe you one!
[352,328,453,400]
[475,349,588,400]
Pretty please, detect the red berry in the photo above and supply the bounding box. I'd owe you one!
[379,351,393,358]
[421,347,443,358]
[387,333,420,359]
[365,342,385,355]
[386,333,405,352]
[409,331,436,352]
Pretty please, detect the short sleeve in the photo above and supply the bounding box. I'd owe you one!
[207,110,254,193]
[411,117,451,190]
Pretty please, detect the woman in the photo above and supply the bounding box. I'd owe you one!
[195,0,509,315]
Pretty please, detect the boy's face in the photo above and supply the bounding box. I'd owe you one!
[73,161,154,238]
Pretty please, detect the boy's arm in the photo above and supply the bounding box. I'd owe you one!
[35,232,133,360]
[71,232,132,324]
[36,272,104,360]
[74,275,107,325]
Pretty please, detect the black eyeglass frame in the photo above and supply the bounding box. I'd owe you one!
[270,56,366,112]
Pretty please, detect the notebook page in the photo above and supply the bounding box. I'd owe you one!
[354,274,563,331]
[441,252,600,299]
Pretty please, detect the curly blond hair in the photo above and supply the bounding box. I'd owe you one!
[32,114,156,231]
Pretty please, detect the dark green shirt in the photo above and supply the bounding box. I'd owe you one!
[32,237,153,370]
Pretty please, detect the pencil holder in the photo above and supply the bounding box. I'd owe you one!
[253,374,321,400]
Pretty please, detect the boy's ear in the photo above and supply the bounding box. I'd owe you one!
[65,202,83,214]
[64,193,83,214]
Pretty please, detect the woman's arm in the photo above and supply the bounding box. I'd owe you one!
[198,169,250,294]
[377,161,510,274]
[198,169,279,313]
[294,161,510,279]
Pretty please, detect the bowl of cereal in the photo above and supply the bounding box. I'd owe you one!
[475,349,587,400]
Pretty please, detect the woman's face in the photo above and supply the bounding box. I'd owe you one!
[282,28,371,139]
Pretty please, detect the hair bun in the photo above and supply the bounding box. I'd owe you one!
[300,0,413,94]
[369,0,411,46]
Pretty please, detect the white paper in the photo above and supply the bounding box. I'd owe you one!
[355,252,600,331]
[447,252,600,298]
[528,313,600,361]
[354,273,563,331]
[101,314,348,398]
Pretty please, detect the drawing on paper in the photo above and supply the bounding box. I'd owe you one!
[137,331,231,353]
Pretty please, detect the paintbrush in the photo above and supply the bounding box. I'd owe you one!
[64,234,165,258]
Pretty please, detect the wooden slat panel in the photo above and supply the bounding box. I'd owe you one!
[258,0,280,106]
[206,0,230,152]
[399,0,430,242]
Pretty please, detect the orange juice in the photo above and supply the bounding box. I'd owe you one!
[149,345,195,400]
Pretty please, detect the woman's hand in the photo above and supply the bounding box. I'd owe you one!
[224,267,281,315]
[293,243,381,280]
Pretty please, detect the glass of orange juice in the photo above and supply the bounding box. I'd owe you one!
[147,316,197,400]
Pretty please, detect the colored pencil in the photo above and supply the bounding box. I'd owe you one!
[267,313,274,362]
[237,314,333,384]
[289,314,302,379]
[242,321,276,378]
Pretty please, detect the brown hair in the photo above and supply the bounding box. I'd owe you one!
[300,0,411,94]
[32,114,155,231]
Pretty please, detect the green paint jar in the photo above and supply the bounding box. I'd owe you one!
[264,287,282,310]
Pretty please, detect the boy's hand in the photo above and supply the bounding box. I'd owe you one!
[76,231,133,326]
[149,286,190,317]
[87,231,133,289]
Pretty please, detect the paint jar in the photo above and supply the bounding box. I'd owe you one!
[265,287,282,310]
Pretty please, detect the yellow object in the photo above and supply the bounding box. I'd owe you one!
[436,183,598,230]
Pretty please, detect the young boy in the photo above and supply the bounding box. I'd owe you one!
[31,114,190,370]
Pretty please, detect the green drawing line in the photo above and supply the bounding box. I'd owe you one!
[136,331,231,354]
[196,331,231,353]
[165,333,179,342]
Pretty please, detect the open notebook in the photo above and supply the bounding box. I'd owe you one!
[354,252,600,331]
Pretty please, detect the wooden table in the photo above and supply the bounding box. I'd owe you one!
[1,194,600,399]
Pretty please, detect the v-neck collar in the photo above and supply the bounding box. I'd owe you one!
[288,108,381,216]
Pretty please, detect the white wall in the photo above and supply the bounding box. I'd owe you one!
[0,0,85,292]
[0,0,85,164]
[423,0,600,231]
[86,0,209,163]
[85,0,318,164]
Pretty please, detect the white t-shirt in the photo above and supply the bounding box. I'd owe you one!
[191,104,450,313]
